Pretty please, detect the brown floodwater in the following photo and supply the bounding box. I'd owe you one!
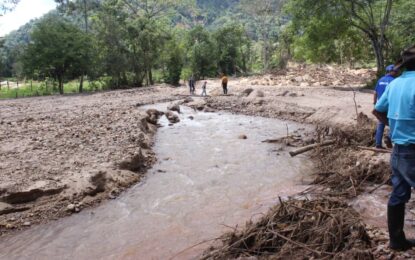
[0,103,313,260]
[351,185,415,238]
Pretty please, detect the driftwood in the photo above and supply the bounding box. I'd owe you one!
[357,146,392,154]
[262,135,294,143]
[289,140,335,157]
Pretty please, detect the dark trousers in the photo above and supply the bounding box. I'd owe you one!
[222,83,228,95]
[389,144,415,206]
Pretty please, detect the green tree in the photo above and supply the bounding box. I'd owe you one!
[387,0,415,61]
[186,25,217,79]
[163,39,184,86]
[22,15,93,94]
[239,0,283,72]
[0,0,19,15]
[214,24,250,75]
[284,0,394,73]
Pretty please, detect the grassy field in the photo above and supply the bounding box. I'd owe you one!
[0,79,108,99]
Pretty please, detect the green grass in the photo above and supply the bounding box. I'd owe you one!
[0,79,108,99]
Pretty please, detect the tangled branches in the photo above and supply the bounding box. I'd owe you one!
[202,198,373,260]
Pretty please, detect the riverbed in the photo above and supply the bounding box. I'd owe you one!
[0,103,313,260]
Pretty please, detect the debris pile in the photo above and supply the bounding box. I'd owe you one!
[203,198,373,260]
[248,64,375,88]
[311,114,390,198]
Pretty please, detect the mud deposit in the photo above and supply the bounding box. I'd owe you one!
[0,104,312,260]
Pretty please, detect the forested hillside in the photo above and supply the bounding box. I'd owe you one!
[1,0,414,94]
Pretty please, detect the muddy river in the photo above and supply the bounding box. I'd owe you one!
[0,103,313,260]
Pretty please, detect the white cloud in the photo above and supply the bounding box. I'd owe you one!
[0,0,57,36]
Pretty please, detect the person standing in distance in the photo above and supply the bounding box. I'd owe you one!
[373,45,415,251]
[374,64,399,148]
[201,81,207,97]
[221,74,228,95]
[189,75,195,95]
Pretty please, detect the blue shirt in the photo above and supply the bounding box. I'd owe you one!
[375,74,395,100]
[375,71,415,145]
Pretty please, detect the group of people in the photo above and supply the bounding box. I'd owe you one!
[373,45,415,251]
[187,74,229,96]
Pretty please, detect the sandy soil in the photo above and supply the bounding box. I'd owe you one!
[0,64,379,236]
[0,86,181,234]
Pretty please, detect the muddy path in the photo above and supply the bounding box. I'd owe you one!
[0,103,313,259]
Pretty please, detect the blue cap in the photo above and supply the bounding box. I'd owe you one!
[386,64,395,72]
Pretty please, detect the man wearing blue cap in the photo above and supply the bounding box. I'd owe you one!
[373,64,399,148]
[373,45,415,251]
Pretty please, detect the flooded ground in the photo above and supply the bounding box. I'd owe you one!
[0,103,313,260]
[352,185,415,237]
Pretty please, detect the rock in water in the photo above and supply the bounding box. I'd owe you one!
[165,111,180,123]
[204,107,215,113]
[167,104,181,114]
[146,109,163,118]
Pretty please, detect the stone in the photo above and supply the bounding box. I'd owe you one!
[167,103,181,114]
[146,109,163,119]
[146,114,158,125]
[249,90,264,98]
[0,202,13,215]
[241,88,254,96]
[67,204,76,212]
[253,98,265,105]
[182,97,194,103]
[23,221,31,226]
[5,224,14,229]
[238,134,248,140]
[204,107,215,113]
[293,76,303,82]
[165,111,180,124]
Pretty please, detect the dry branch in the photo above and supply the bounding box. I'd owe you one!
[289,140,335,157]
[357,146,391,153]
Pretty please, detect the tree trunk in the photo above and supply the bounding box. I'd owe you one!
[83,0,88,33]
[149,69,153,86]
[145,69,149,86]
[58,76,64,94]
[370,37,384,75]
[79,75,84,93]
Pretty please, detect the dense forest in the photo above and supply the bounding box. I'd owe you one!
[0,0,414,94]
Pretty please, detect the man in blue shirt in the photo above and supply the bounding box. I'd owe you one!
[373,45,415,251]
[374,65,399,148]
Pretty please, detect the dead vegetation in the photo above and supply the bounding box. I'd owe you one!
[311,113,390,198]
[202,198,373,260]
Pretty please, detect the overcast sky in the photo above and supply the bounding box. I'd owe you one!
[0,0,57,36]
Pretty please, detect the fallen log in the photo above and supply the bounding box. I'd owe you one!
[357,146,391,154]
[262,135,294,143]
[289,140,335,157]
